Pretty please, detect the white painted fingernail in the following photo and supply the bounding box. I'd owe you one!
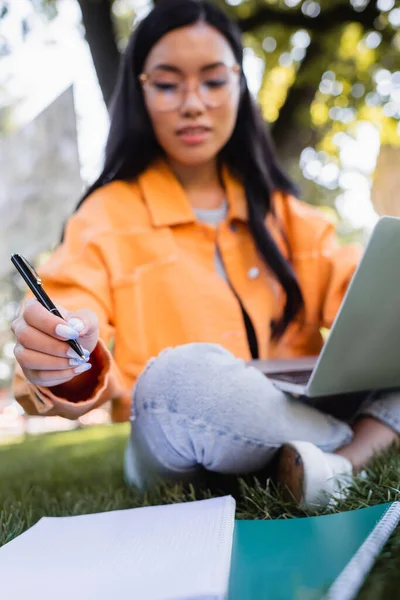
[67,318,85,333]
[56,324,79,340]
[69,358,86,366]
[74,363,92,374]
[67,347,90,361]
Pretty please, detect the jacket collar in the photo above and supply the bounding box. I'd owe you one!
[138,159,248,228]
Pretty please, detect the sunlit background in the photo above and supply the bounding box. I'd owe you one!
[0,0,399,437]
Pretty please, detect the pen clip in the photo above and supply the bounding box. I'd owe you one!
[16,255,42,285]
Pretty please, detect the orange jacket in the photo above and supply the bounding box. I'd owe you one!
[13,160,361,422]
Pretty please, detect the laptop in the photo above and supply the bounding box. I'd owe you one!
[249,216,400,400]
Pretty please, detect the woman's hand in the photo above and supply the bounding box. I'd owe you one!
[11,299,99,388]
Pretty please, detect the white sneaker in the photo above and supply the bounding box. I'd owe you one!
[276,440,353,509]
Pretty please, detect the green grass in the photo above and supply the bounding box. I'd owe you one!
[0,424,399,599]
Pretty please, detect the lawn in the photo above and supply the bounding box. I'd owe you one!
[0,424,399,599]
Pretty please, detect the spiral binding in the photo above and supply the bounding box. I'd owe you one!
[325,502,400,600]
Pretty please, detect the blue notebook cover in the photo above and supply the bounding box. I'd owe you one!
[228,502,400,600]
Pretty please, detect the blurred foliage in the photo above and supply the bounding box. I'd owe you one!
[224,0,400,216]
[18,1,399,197]
[78,0,400,213]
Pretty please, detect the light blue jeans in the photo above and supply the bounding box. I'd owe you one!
[124,343,400,489]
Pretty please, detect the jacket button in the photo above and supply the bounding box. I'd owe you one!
[248,267,260,279]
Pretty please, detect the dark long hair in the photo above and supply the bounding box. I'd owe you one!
[73,0,303,337]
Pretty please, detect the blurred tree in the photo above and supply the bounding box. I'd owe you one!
[75,0,121,107]
[6,0,400,210]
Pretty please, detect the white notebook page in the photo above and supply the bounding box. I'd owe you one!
[0,496,236,600]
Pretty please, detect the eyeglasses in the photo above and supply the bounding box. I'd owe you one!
[139,64,240,112]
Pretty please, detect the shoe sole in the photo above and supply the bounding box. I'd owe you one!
[276,444,305,504]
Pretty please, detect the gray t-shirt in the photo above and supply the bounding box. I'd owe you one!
[194,202,228,282]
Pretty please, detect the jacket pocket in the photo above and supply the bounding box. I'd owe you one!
[110,229,178,288]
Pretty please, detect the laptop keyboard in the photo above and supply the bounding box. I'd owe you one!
[269,370,313,385]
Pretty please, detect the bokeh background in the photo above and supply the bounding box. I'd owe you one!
[1,0,399,437]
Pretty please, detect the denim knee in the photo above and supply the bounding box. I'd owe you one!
[129,343,353,473]
[132,342,244,422]
[131,342,296,448]
[130,343,283,475]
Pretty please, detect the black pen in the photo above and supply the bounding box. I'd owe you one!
[11,253,87,361]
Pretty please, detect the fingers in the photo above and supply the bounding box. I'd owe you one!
[13,345,90,371]
[12,300,99,353]
[11,299,99,388]
[12,319,76,358]
[22,364,92,388]
[64,309,99,354]
[22,300,79,342]
[65,309,99,338]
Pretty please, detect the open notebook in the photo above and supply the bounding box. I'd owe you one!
[0,497,399,600]
[0,496,236,600]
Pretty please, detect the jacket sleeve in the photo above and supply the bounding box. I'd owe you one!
[317,221,362,329]
[12,202,127,421]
